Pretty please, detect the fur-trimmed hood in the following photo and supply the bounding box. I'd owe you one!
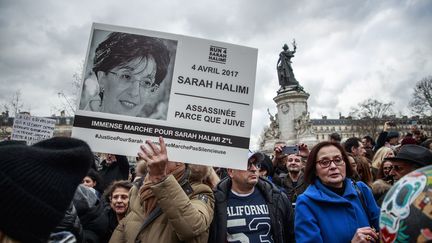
[188,164,211,183]
[371,179,392,195]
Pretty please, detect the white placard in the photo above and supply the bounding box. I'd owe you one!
[72,23,258,170]
[11,114,56,145]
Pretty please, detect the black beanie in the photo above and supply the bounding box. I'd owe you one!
[0,137,94,242]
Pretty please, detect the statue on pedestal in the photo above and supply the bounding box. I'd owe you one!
[277,40,303,92]
[294,111,313,137]
[263,108,280,139]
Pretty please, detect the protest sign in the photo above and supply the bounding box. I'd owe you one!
[72,23,258,170]
[11,114,56,145]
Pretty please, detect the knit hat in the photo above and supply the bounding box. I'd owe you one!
[386,144,432,167]
[400,137,417,146]
[0,137,94,242]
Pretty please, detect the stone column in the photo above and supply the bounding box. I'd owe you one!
[274,90,311,145]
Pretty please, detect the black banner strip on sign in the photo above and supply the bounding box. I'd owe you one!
[174,92,250,106]
[73,115,249,149]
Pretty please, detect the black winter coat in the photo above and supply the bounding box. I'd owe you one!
[208,177,295,243]
[53,203,83,242]
[73,185,108,243]
[278,172,308,205]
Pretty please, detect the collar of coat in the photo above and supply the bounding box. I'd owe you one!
[214,176,282,204]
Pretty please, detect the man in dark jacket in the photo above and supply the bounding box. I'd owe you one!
[208,152,294,243]
[277,153,308,207]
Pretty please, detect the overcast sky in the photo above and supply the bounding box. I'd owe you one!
[1,0,431,149]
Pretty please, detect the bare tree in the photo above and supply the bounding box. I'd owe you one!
[409,76,432,116]
[57,64,83,116]
[349,99,394,138]
[349,99,394,119]
[6,90,25,117]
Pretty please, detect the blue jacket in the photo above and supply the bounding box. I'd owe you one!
[295,178,379,243]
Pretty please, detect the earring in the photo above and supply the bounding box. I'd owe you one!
[99,88,104,107]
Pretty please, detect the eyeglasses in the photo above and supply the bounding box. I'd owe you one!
[391,165,404,172]
[288,158,301,163]
[383,166,393,170]
[317,156,344,168]
[109,71,159,93]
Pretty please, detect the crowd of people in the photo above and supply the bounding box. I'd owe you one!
[1,121,431,243]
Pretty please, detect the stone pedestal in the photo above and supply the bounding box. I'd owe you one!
[274,90,309,143]
[259,88,318,152]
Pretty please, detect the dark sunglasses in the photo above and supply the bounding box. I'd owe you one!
[247,161,259,170]
[391,165,404,172]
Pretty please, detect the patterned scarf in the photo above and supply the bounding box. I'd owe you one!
[139,163,186,217]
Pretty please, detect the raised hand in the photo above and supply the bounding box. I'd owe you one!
[138,136,168,183]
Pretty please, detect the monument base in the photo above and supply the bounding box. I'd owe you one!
[259,88,318,152]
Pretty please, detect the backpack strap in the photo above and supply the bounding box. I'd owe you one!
[352,181,373,227]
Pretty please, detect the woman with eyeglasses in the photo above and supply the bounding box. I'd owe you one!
[371,159,394,206]
[371,147,394,170]
[83,32,175,119]
[295,141,380,243]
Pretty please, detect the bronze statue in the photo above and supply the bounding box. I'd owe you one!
[277,40,299,89]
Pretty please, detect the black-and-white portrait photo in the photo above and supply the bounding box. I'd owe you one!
[79,30,177,120]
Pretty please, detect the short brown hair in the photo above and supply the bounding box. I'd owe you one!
[304,141,354,184]
[103,180,132,202]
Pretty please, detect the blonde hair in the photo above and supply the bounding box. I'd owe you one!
[371,147,393,169]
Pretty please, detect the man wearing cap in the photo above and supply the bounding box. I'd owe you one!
[372,144,432,206]
[387,144,432,181]
[209,151,294,243]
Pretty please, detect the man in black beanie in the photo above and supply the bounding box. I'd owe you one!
[0,137,94,243]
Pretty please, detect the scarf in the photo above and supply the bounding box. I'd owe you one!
[139,163,186,217]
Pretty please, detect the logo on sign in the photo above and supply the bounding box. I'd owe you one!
[208,45,227,64]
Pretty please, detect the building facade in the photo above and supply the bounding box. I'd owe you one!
[311,116,432,143]
[2,114,431,146]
